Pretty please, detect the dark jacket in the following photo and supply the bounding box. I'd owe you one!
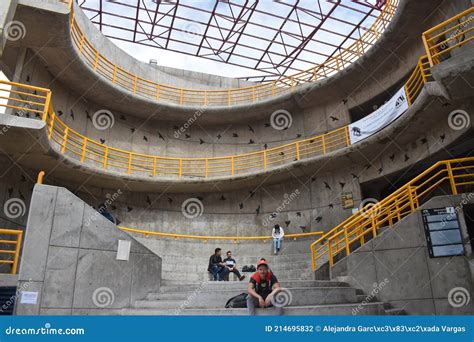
[207,254,222,272]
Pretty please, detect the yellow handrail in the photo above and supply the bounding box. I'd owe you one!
[310,157,474,270]
[66,0,398,106]
[422,6,473,66]
[0,228,23,274]
[0,51,429,179]
[119,226,323,242]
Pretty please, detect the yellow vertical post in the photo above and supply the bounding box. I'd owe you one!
[328,240,333,267]
[295,142,300,160]
[322,135,326,154]
[344,228,350,256]
[345,126,350,146]
[61,127,69,154]
[407,186,415,212]
[80,137,87,162]
[205,159,208,178]
[179,159,183,178]
[252,87,256,102]
[180,89,184,105]
[133,76,137,94]
[153,158,157,177]
[311,246,316,271]
[227,90,231,106]
[93,50,99,71]
[112,65,117,83]
[103,146,108,169]
[231,157,235,176]
[272,81,276,97]
[263,151,267,171]
[48,113,55,139]
[42,91,52,122]
[12,231,22,274]
[79,35,85,54]
[156,84,161,100]
[446,162,458,195]
[127,153,132,174]
[422,34,434,66]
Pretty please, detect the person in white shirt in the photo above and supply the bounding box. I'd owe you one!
[271,224,285,255]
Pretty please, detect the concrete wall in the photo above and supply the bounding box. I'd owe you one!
[14,184,162,315]
[0,0,17,57]
[331,195,474,315]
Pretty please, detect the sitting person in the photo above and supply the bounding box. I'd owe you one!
[271,224,285,255]
[223,251,245,281]
[246,259,283,315]
[207,248,227,281]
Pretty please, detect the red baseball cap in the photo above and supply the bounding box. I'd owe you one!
[257,260,269,268]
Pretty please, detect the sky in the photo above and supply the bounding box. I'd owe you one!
[79,0,382,79]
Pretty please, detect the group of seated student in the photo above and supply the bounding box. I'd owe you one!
[207,248,246,281]
[208,249,283,315]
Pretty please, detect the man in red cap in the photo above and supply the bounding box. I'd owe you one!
[246,259,283,315]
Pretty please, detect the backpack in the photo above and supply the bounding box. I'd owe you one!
[225,293,248,308]
[242,265,249,272]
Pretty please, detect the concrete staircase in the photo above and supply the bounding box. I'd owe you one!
[121,280,405,315]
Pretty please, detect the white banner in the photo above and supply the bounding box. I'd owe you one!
[348,87,409,144]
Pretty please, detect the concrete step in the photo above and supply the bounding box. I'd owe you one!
[160,260,313,274]
[156,280,350,294]
[123,302,388,315]
[161,270,315,282]
[135,286,359,309]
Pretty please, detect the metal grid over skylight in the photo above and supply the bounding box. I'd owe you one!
[77,0,393,81]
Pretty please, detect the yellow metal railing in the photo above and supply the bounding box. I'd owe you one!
[310,157,474,270]
[120,226,323,243]
[0,229,23,274]
[422,7,473,66]
[66,0,398,106]
[0,50,430,179]
[404,56,432,106]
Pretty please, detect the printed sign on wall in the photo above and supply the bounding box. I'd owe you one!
[348,86,409,144]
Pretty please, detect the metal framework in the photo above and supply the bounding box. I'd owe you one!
[77,0,390,81]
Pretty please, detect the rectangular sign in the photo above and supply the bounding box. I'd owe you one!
[20,291,38,304]
[348,86,409,144]
[116,239,131,261]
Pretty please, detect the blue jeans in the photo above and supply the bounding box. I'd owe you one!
[209,265,227,281]
[273,238,282,252]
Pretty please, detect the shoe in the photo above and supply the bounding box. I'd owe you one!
[239,275,246,281]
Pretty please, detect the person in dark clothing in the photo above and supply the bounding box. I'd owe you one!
[246,259,283,315]
[207,248,227,281]
[223,251,245,281]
